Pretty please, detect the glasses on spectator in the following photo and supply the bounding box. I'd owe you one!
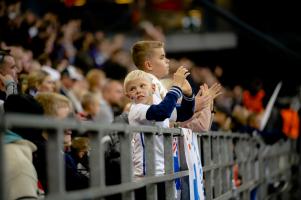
[0,49,11,64]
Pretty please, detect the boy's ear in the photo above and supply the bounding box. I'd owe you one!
[144,60,152,71]
[151,83,156,93]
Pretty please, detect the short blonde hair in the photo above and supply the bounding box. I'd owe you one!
[26,70,49,91]
[86,69,106,91]
[124,70,152,91]
[131,40,164,69]
[81,92,99,110]
[35,92,72,117]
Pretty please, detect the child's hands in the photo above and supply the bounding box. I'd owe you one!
[195,86,212,112]
[173,66,192,96]
[173,66,189,87]
[195,83,223,112]
[182,79,193,97]
[206,82,223,100]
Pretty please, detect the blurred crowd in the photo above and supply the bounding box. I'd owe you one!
[1,0,300,199]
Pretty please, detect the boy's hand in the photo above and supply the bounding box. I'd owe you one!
[182,79,193,97]
[172,66,192,96]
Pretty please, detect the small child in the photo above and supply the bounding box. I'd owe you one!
[80,92,101,120]
[124,66,195,177]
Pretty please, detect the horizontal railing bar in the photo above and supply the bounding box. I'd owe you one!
[203,163,234,171]
[261,151,294,159]
[213,191,233,200]
[46,170,189,200]
[268,167,292,179]
[236,180,257,193]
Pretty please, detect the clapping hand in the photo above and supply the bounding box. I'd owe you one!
[195,83,222,112]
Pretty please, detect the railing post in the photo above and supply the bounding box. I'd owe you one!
[163,131,174,200]
[144,132,157,200]
[178,131,189,200]
[120,127,134,200]
[89,128,106,200]
[202,135,212,200]
[220,136,227,194]
[242,139,249,200]
[47,127,65,195]
[212,136,221,198]
[0,115,6,200]
[258,139,266,199]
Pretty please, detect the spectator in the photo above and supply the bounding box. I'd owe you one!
[59,65,83,113]
[243,79,266,114]
[124,67,194,199]
[0,49,18,114]
[102,80,126,117]
[35,92,90,191]
[0,49,18,101]
[4,94,45,199]
[86,69,113,123]
[25,69,56,96]
[81,92,100,120]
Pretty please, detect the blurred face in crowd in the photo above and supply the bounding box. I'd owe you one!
[0,55,18,83]
[145,47,169,79]
[61,75,76,89]
[87,97,100,118]
[125,78,155,105]
[103,81,124,106]
[37,75,55,92]
[56,105,72,147]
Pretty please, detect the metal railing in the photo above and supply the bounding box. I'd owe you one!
[0,113,298,200]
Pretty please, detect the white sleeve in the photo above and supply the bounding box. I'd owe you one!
[128,104,151,123]
[170,108,177,122]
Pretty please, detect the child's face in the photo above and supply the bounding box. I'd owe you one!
[126,78,155,104]
[55,106,72,147]
[146,47,169,79]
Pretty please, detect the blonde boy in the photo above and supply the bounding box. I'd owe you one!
[132,41,169,99]
[124,67,195,177]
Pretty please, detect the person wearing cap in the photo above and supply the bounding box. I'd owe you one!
[59,65,83,113]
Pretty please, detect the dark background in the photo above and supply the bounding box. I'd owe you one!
[17,0,301,95]
[171,0,301,96]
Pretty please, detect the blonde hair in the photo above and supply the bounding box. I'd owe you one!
[26,70,49,92]
[131,40,164,69]
[86,69,106,92]
[35,92,72,116]
[81,92,99,110]
[72,137,89,152]
[123,70,153,91]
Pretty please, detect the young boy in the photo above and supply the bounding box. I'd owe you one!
[131,40,169,100]
[124,67,195,177]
